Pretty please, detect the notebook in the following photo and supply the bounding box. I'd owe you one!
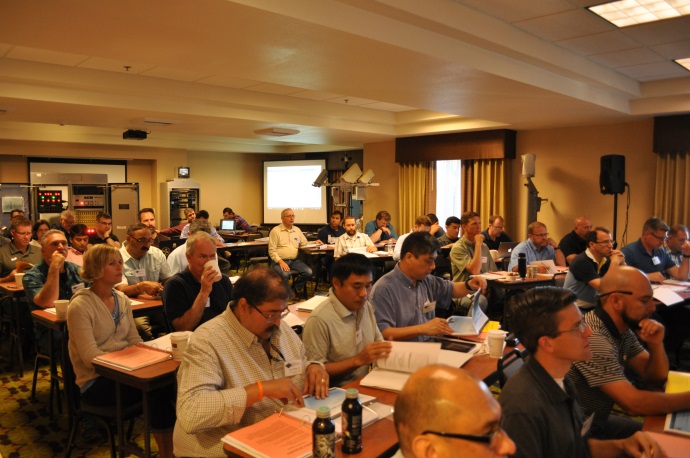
[530,259,559,274]
[445,293,489,336]
[496,242,519,259]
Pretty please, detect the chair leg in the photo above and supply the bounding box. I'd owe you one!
[64,415,80,458]
[31,355,41,400]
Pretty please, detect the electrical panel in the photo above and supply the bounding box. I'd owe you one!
[37,190,63,213]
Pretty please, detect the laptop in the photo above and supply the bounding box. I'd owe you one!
[445,293,489,336]
[496,242,519,259]
[219,219,236,231]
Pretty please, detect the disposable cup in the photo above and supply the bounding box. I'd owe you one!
[490,250,498,260]
[487,329,507,358]
[54,299,70,321]
[170,332,190,361]
[14,273,25,288]
[204,260,222,282]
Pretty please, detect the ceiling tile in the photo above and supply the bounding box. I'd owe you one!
[650,39,690,59]
[79,57,154,74]
[290,90,345,101]
[6,46,88,66]
[618,16,690,46]
[247,82,303,95]
[328,96,378,106]
[454,0,575,23]
[513,8,612,42]
[556,30,640,55]
[588,47,665,68]
[617,61,689,81]
[140,66,212,82]
[196,75,259,89]
[359,102,415,112]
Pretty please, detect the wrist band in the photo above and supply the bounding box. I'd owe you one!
[256,381,264,401]
[136,283,141,293]
[464,279,475,291]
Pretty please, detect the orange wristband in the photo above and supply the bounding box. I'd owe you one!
[256,381,264,401]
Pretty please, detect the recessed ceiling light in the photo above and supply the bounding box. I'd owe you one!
[675,57,690,71]
[588,1,690,28]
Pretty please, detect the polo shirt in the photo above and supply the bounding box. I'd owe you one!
[559,230,588,263]
[449,235,497,282]
[118,245,171,286]
[480,229,512,250]
[0,242,42,278]
[88,232,120,246]
[364,220,398,241]
[268,224,308,263]
[620,239,675,275]
[563,249,610,307]
[317,225,346,244]
[507,239,556,271]
[163,268,232,331]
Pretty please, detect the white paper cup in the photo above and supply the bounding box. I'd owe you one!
[54,299,70,321]
[204,259,222,282]
[170,332,190,361]
[14,273,25,288]
[487,330,507,358]
[490,250,498,261]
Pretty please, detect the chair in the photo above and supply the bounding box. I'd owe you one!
[483,348,528,389]
[31,350,62,419]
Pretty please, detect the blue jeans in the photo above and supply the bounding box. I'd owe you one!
[272,259,312,292]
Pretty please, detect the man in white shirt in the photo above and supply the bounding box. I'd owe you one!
[393,215,431,261]
[334,215,377,258]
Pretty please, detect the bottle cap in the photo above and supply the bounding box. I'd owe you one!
[346,388,359,399]
[316,406,331,418]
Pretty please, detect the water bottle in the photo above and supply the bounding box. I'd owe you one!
[341,388,363,454]
[312,406,335,458]
[518,253,527,279]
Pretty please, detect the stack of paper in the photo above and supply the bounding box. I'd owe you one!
[296,295,329,312]
[221,413,312,458]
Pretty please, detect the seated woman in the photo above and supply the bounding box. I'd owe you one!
[67,244,175,457]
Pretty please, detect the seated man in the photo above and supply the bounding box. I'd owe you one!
[0,216,42,283]
[665,223,690,271]
[163,232,232,331]
[426,213,445,239]
[23,229,87,355]
[480,214,512,251]
[567,266,690,439]
[393,215,431,261]
[173,268,329,457]
[334,215,377,258]
[1,208,25,239]
[65,224,90,266]
[317,210,345,244]
[139,207,169,248]
[303,253,392,387]
[268,208,320,295]
[508,221,565,272]
[371,232,486,342]
[436,216,461,248]
[222,207,251,232]
[394,365,516,458]
[559,216,593,264]
[364,210,398,243]
[166,220,221,275]
[57,210,76,243]
[500,287,662,458]
[88,212,121,248]
[159,207,195,238]
[564,227,625,309]
[180,210,225,244]
[450,211,496,283]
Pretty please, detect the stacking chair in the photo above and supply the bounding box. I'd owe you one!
[483,348,528,389]
[31,350,62,419]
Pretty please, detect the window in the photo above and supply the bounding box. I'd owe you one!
[436,160,462,222]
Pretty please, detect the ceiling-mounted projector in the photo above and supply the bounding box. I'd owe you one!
[123,129,147,140]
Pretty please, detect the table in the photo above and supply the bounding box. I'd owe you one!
[218,232,260,242]
[0,281,26,376]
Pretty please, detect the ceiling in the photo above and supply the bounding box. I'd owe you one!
[1,0,690,154]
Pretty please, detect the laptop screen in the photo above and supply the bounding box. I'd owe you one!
[220,219,235,231]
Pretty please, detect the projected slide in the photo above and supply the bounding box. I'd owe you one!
[263,159,327,224]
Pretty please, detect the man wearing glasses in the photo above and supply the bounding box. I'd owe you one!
[480,214,512,251]
[500,287,662,457]
[0,216,42,283]
[174,268,328,457]
[508,221,565,273]
[88,212,121,248]
[393,364,516,457]
[568,267,690,439]
[564,227,626,309]
[117,223,172,339]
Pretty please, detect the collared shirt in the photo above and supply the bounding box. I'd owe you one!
[65,247,85,266]
[268,224,308,262]
[564,249,610,307]
[165,242,188,275]
[303,288,383,387]
[163,268,232,331]
[173,308,308,457]
[392,231,412,261]
[233,214,251,232]
[23,260,87,309]
[665,245,683,268]
[117,245,171,286]
[371,264,453,342]
[364,220,398,240]
[449,235,497,282]
[88,232,120,246]
[334,232,375,258]
[0,241,42,278]
[508,239,556,271]
[479,229,512,250]
[317,225,346,244]
[621,238,675,275]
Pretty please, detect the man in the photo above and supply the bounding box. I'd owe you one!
[0,216,42,283]
[23,229,87,354]
[268,208,320,295]
[393,215,431,261]
[567,266,690,439]
[88,212,121,248]
[450,211,497,283]
[364,210,398,243]
[303,253,392,387]
[163,231,232,332]
[180,210,224,244]
[665,223,689,272]
[559,216,593,264]
[159,207,195,238]
[173,268,329,457]
[223,207,251,232]
[317,210,345,244]
[1,208,25,239]
[508,221,565,272]
[480,215,512,251]
[371,232,486,342]
[139,207,169,248]
[65,224,89,266]
[393,365,516,458]
[334,215,378,258]
[500,287,662,458]
[117,223,172,340]
[426,213,445,239]
[564,227,626,309]
[58,210,76,242]
[167,220,217,275]
[436,216,461,248]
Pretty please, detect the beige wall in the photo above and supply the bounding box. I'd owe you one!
[362,140,399,230]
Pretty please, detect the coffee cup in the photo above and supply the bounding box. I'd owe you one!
[14,273,25,288]
[204,260,222,282]
[170,332,190,361]
[487,329,507,358]
[54,299,70,321]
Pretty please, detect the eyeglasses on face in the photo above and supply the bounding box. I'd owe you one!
[491,225,505,231]
[648,232,668,241]
[553,320,588,336]
[593,239,614,245]
[531,232,549,238]
[13,231,32,237]
[132,237,155,244]
[422,426,505,449]
[252,305,290,322]
[599,290,633,298]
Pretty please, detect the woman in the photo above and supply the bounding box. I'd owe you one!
[30,219,50,248]
[67,244,174,457]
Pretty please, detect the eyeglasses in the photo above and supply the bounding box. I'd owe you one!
[491,225,505,231]
[531,232,549,238]
[13,231,32,237]
[252,305,290,322]
[649,232,668,241]
[599,290,633,298]
[593,239,614,246]
[553,320,588,336]
[132,237,155,244]
[422,426,506,449]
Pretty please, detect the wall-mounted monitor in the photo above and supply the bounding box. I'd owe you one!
[178,167,190,179]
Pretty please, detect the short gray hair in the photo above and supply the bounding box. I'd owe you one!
[186,231,217,256]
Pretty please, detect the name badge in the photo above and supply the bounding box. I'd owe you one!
[284,359,303,377]
[423,300,436,314]
[355,329,363,346]
[205,297,211,308]
[481,256,487,265]
[652,256,661,266]
[133,268,146,278]
[71,283,85,294]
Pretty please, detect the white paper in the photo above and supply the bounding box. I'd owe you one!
[653,286,685,306]
[282,312,304,327]
[295,294,329,311]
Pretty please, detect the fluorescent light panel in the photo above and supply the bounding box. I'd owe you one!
[589,0,690,27]
[675,57,690,71]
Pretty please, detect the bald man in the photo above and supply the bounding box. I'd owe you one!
[559,216,593,264]
[393,365,515,458]
[568,266,690,439]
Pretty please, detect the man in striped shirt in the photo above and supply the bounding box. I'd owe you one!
[567,266,690,439]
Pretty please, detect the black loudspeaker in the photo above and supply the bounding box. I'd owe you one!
[600,155,625,195]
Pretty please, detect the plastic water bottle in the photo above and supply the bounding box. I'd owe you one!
[518,253,527,279]
[313,406,335,458]
[341,388,363,454]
